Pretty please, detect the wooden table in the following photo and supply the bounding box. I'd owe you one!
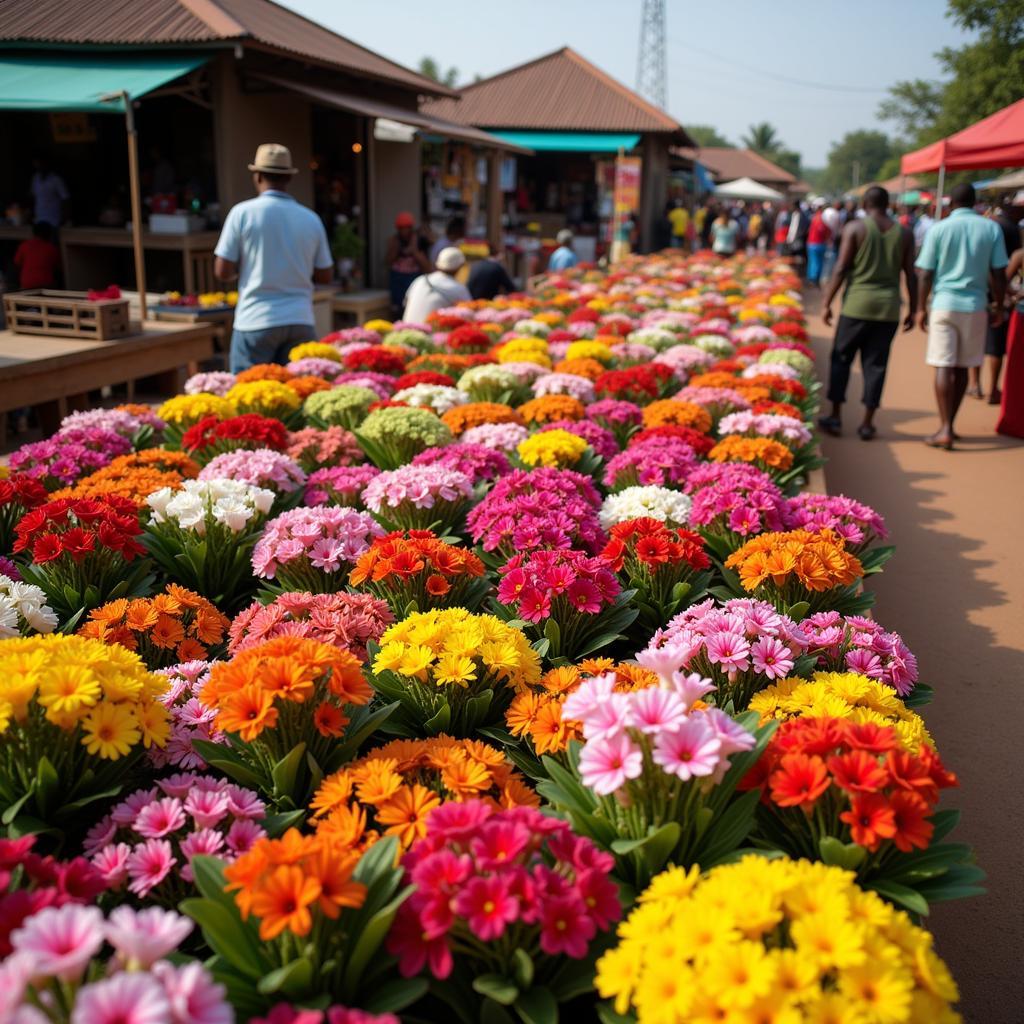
[0,321,215,434]
[332,289,391,326]
[60,228,220,293]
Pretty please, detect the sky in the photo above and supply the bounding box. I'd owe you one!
[283,0,973,167]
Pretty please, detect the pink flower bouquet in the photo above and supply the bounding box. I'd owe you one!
[305,465,381,508]
[361,465,474,534]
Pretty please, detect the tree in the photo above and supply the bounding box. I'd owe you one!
[418,56,459,88]
[772,149,802,179]
[821,131,894,193]
[686,124,733,148]
[742,123,781,154]
[877,80,944,143]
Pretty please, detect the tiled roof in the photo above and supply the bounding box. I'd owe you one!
[676,146,797,185]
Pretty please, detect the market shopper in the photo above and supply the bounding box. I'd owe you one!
[386,211,431,312]
[214,143,333,373]
[996,245,1024,437]
[467,254,516,299]
[14,222,60,289]
[668,201,690,248]
[916,182,1008,450]
[710,209,740,256]
[429,215,466,265]
[548,229,579,271]
[30,157,69,229]
[820,186,917,440]
[805,205,832,285]
[402,246,471,323]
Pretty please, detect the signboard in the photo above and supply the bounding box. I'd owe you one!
[610,154,642,261]
[50,112,96,144]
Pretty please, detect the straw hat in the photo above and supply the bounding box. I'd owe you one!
[248,143,298,175]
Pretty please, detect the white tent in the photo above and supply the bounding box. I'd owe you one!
[981,169,1024,190]
[714,176,785,201]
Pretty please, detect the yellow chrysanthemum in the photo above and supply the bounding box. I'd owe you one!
[81,702,141,760]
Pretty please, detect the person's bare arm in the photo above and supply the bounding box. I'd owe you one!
[414,242,432,273]
[989,267,1007,327]
[821,222,860,326]
[214,256,238,282]
[917,269,933,330]
[1007,248,1024,302]
[901,227,918,332]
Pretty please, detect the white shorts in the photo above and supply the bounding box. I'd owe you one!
[926,309,988,368]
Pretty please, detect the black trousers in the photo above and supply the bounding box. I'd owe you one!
[828,316,899,409]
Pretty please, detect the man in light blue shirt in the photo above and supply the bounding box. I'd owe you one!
[214,144,333,372]
[915,182,1007,448]
[548,229,579,271]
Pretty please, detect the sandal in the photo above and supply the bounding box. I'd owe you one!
[923,435,954,451]
[817,416,842,437]
[857,425,877,441]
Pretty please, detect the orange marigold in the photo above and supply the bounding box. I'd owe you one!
[441,401,524,436]
[642,399,713,433]
[235,363,294,384]
[285,375,332,400]
[517,394,586,425]
[709,435,794,472]
[553,357,606,380]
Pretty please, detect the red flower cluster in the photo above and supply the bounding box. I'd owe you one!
[182,414,288,461]
[594,364,675,404]
[0,473,48,551]
[428,312,470,330]
[0,836,107,955]
[601,517,710,575]
[748,376,807,401]
[394,371,456,389]
[368,399,413,413]
[753,400,803,420]
[14,496,145,564]
[445,326,491,352]
[771,322,808,342]
[343,346,407,375]
[628,424,716,457]
[742,717,957,853]
[567,308,600,324]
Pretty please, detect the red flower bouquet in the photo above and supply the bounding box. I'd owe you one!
[182,414,288,465]
[0,473,48,552]
[594,364,675,405]
[343,346,407,375]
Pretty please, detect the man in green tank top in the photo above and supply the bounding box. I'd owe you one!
[819,186,918,440]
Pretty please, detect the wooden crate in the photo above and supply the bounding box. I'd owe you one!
[2,290,130,340]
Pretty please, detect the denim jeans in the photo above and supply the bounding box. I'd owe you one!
[229,323,316,373]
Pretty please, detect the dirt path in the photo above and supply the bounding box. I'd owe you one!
[806,295,1024,1020]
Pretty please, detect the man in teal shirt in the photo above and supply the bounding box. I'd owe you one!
[916,183,1007,449]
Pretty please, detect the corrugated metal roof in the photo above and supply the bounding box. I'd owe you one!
[675,146,796,185]
[0,0,449,95]
[423,47,686,136]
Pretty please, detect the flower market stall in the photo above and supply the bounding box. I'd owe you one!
[0,251,980,1024]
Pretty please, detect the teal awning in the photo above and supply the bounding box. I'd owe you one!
[0,54,207,113]
[490,131,641,153]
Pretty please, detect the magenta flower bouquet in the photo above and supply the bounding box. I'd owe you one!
[387,801,621,1021]
[675,384,753,424]
[252,507,383,594]
[784,491,893,570]
[1,903,232,1024]
[9,427,133,489]
[539,419,619,460]
[229,591,393,660]
[495,549,635,661]
[305,465,381,508]
[84,774,268,905]
[642,597,813,710]
[149,660,224,771]
[602,436,697,491]
[538,668,764,889]
[361,465,474,534]
[585,398,642,447]
[413,443,511,484]
[459,421,530,452]
[198,448,307,512]
[253,1006,399,1024]
[60,407,166,449]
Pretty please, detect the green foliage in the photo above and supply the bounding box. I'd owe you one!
[742,122,781,153]
[821,131,895,194]
[418,56,459,88]
[685,124,733,148]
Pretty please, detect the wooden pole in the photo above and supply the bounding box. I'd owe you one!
[935,164,946,222]
[122,92,148,320]
[486,149,502,256]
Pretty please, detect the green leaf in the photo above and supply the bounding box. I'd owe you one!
[271,742,308,798]
[480,1001,518,1024]
[257,957,313,997]
[512,948,535,990]
[818,836,867,870]
[262,809,306,837]
[473,974,520,1005]
[596,1004,636,1024]
[362,977,429,1015]
[544,618,561,650]
[786,600,810,620]
[515,986,558,1024]
[33,757,60,819]
[343,893,407,993]
[866,879,931,916]
[423,702,451,734]
[611,822,681,873]
[179,899,266,978]
[2,791,33,826]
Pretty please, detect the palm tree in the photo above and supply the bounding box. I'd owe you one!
[743,122,781,154]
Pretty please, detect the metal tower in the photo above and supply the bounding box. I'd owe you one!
[636,0,667,110]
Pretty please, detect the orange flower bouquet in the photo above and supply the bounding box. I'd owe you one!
[724,527,869,617]
[196,636,394,808]
[348,530,489,616]
[77,584,230,669]
[709,434,795,484]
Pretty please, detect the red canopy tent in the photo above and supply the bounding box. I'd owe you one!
[900,99,1024,216]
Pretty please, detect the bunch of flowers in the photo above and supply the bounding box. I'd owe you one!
[515,429,590,470]
[286,425,364,471]
[745,359,802,382]
[496,337,550,368]
[200,637,374,805]
[0,635,169,832]
[60,406,166,448]
[85,774,268,901]
[784,491,890,562]
[145,480,275,612]
[593,364,675,404]
[253,1006,398,1024]
[565,340,613,364]
[9,427,133,489]
[516,394,585,425]
[225,380,302,421]
[530,371,596,404]
[343,345,407,374]
[709,434,796,482]
[652,342,716,378]
[2,904,232,1024]
[149,660,222,770]
[252,507,383,593]
[229,591,392,661]
[182,413,288,464]
[0,472,47,551]
[691,332,735,358]
[236,364,294,385]
[198,448,306,503]
[642,597,814,711]
[454,364,523,404]
[77,586,229,669]
[602,436,697,491]
[459,421,529,451]
[285,374,333,401]
[371,609,541,736]
[361,465,474,533]
[674,384,753,424]
[758,345,815,377]
[467,468,606,559]
[641,398,713,433]
[718,409,812,447]
[0,573,58,637]
[596,855,962,1023]
[750,671,933,753]
[289,341,343,363]
[600,518,710,637]
[725,528,867,616]
[445,325,491,352]
[14,496,151,621]
[441,401,523,437]
[349,530,487,614]
[413,442,509,484]
[333,371,398,399]
[356,406,454,469]
[52,450,200,506]
[395,371,457,390]
[598,486,691,529]
[305,465,380,507]
[386,802,620,1014]
[802,611,918,696]
[185,370,236,396]
[287,356,347,380]
[304,386,379,430]
[739,716,968,911]
[610,341,656,364]
[391,383,468,414]
[310,737,536,850]
[496,549,630,661]
[685,462,787,553]
[158,393,236,446]
[584,399,643,446]
[537,419,618,460]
